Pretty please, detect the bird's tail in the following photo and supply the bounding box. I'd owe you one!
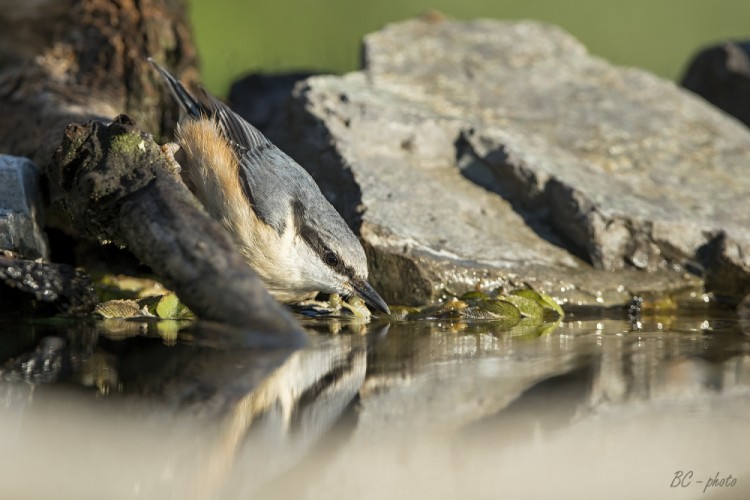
[148,57,203,120]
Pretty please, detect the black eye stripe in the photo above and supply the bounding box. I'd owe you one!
[292,200,357,278]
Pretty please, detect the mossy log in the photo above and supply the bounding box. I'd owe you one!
[51,115,306,342]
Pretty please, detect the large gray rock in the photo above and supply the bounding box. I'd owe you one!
[273,18,750,305]
[0,155,48,259]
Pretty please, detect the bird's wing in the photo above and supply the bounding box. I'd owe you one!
[149,58,203,119]
[150,59,297,230]
[149,58,270,151]
[196,87,298,230]
[237,145,311,235]
[197,88,271,153]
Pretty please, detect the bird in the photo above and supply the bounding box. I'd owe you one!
[148,58,389,315]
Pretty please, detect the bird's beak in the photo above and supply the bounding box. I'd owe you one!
[349,278,390,315]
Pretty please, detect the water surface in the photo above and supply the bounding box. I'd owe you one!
[1,308,748,499]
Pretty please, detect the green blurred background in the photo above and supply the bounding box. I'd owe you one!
[189,0,750,97]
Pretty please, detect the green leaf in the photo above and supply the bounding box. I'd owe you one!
[512,289,565,318]
[500,294,544,321]
[154,292,193,319]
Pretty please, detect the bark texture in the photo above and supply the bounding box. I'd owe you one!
[0,0,198,167]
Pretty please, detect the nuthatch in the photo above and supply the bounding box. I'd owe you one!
[149,59,389,314]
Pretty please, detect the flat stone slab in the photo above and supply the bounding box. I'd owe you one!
[0,155,48,259]
[273,18,750,305]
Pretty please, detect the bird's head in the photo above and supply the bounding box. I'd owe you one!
[289,200,389,315]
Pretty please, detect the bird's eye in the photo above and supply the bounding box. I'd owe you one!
[324,251,339,267]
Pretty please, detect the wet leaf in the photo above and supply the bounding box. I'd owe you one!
[291,294,376,322]
[466,306,522,329]
[477,299,521,318]
[512,289,565,318]
[342,295,372,321]
[95,299,153,319]
[501,294,544,321]
[409,298,468,320]
[459,291,490,301]
[95,274,167,301]
[446,299,522,327]
[327,293,344,309]
[385,306,421,320]
[154,293,193,320]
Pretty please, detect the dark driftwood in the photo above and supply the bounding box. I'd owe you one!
[52,115,306,343]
